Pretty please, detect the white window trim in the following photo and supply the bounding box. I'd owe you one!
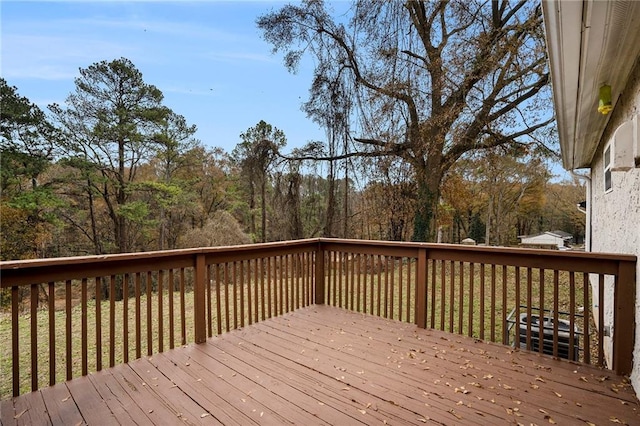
[604,142,613,194]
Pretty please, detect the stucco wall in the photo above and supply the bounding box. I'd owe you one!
[590,55,640,394]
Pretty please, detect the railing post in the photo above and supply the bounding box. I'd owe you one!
[194,253,207,344]
[613,259,636,375]
[415,248,427,328]
[315,242,325,304]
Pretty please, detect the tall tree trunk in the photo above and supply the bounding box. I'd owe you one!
[260,174,267,243]
[412,170,440,242]
[323,160,336,237]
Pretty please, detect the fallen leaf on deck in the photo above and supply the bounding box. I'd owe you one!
[200,413,209,418]
[358,409,366,415]
[13,409,27,419]
[448,409,462,419]
[554,392,562,398]
[417,418,428,422]
[609,417,622,423]
[62,396,70,402]
[502,384,514,390]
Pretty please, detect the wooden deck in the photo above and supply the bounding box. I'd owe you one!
[2,305,639,425]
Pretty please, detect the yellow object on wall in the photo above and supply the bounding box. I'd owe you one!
[598,84,612,115]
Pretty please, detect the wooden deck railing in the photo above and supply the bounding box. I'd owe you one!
[1,238,636,399]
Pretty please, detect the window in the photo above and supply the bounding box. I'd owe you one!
[604,144,612,193]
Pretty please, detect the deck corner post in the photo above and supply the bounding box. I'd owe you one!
[315,242,326,305]
[415,248,427,329]
[194,253,207,344]
[613,259,636,375]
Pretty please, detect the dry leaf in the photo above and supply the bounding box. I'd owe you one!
[417,418,428,423]
[448,410,462,420]
[358,409,367,415]
[200,413,209,418]
[62,396,71,402]
[554,392,562,398]
[610,417,622,424]
[13,409,27,419]
[502,384,514,390]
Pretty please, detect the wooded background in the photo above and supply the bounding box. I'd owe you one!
[0,1,585,262]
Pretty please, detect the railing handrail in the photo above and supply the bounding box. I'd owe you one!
[0,239,320,288]
[1,237,636,392]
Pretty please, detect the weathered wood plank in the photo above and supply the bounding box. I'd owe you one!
[4,305,638,426]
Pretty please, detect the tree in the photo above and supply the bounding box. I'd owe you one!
[51,58,171,253]
[232,121,286,242]
[258,0,554,241]
[0,79,63,260]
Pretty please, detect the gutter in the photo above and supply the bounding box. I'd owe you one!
[571,170,591,252]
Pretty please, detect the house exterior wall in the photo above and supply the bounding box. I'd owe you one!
[590,56,640,392]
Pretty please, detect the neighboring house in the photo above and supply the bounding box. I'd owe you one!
[519,230,573,250]
[543,0,640,396]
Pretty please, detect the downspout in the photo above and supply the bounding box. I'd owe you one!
[571,170,591,252]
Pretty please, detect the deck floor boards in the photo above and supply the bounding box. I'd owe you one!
[2,305,639,425]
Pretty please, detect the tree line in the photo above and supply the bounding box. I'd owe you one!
[1,1,585,262]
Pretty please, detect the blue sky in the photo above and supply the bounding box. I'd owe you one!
[1,0,326,154]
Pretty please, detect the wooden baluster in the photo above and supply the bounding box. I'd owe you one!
[169,269,174,349]
[468,263,474,338]
[146,271,152,356]
[514,268,521,352]
[123,273,129,363]
[490,265,496,342]
[240,260,246,327]
[12,285,19,396]
[583,272,590,364]
[552,270,559,358]
[538,269,545,356]
[158,270,164,352]
[397,257,402,320]
[208,264,214,337]
[526,267,532,351]
[67,279,74,378]
[502,265,508,345]
[30,282,38,391]
[448,261,454,333]
[479,264,485,341]
[49,281,56,385]
[96,277,102,372]
[440,260,446,331]
[81,277,88,375]
[569,272,576,361]
[598,274,605,366]
[427,259,438,328]
[180,268,186,345]
[458,262,464,335]
[135,273,141,359]
[232,262,238,329]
